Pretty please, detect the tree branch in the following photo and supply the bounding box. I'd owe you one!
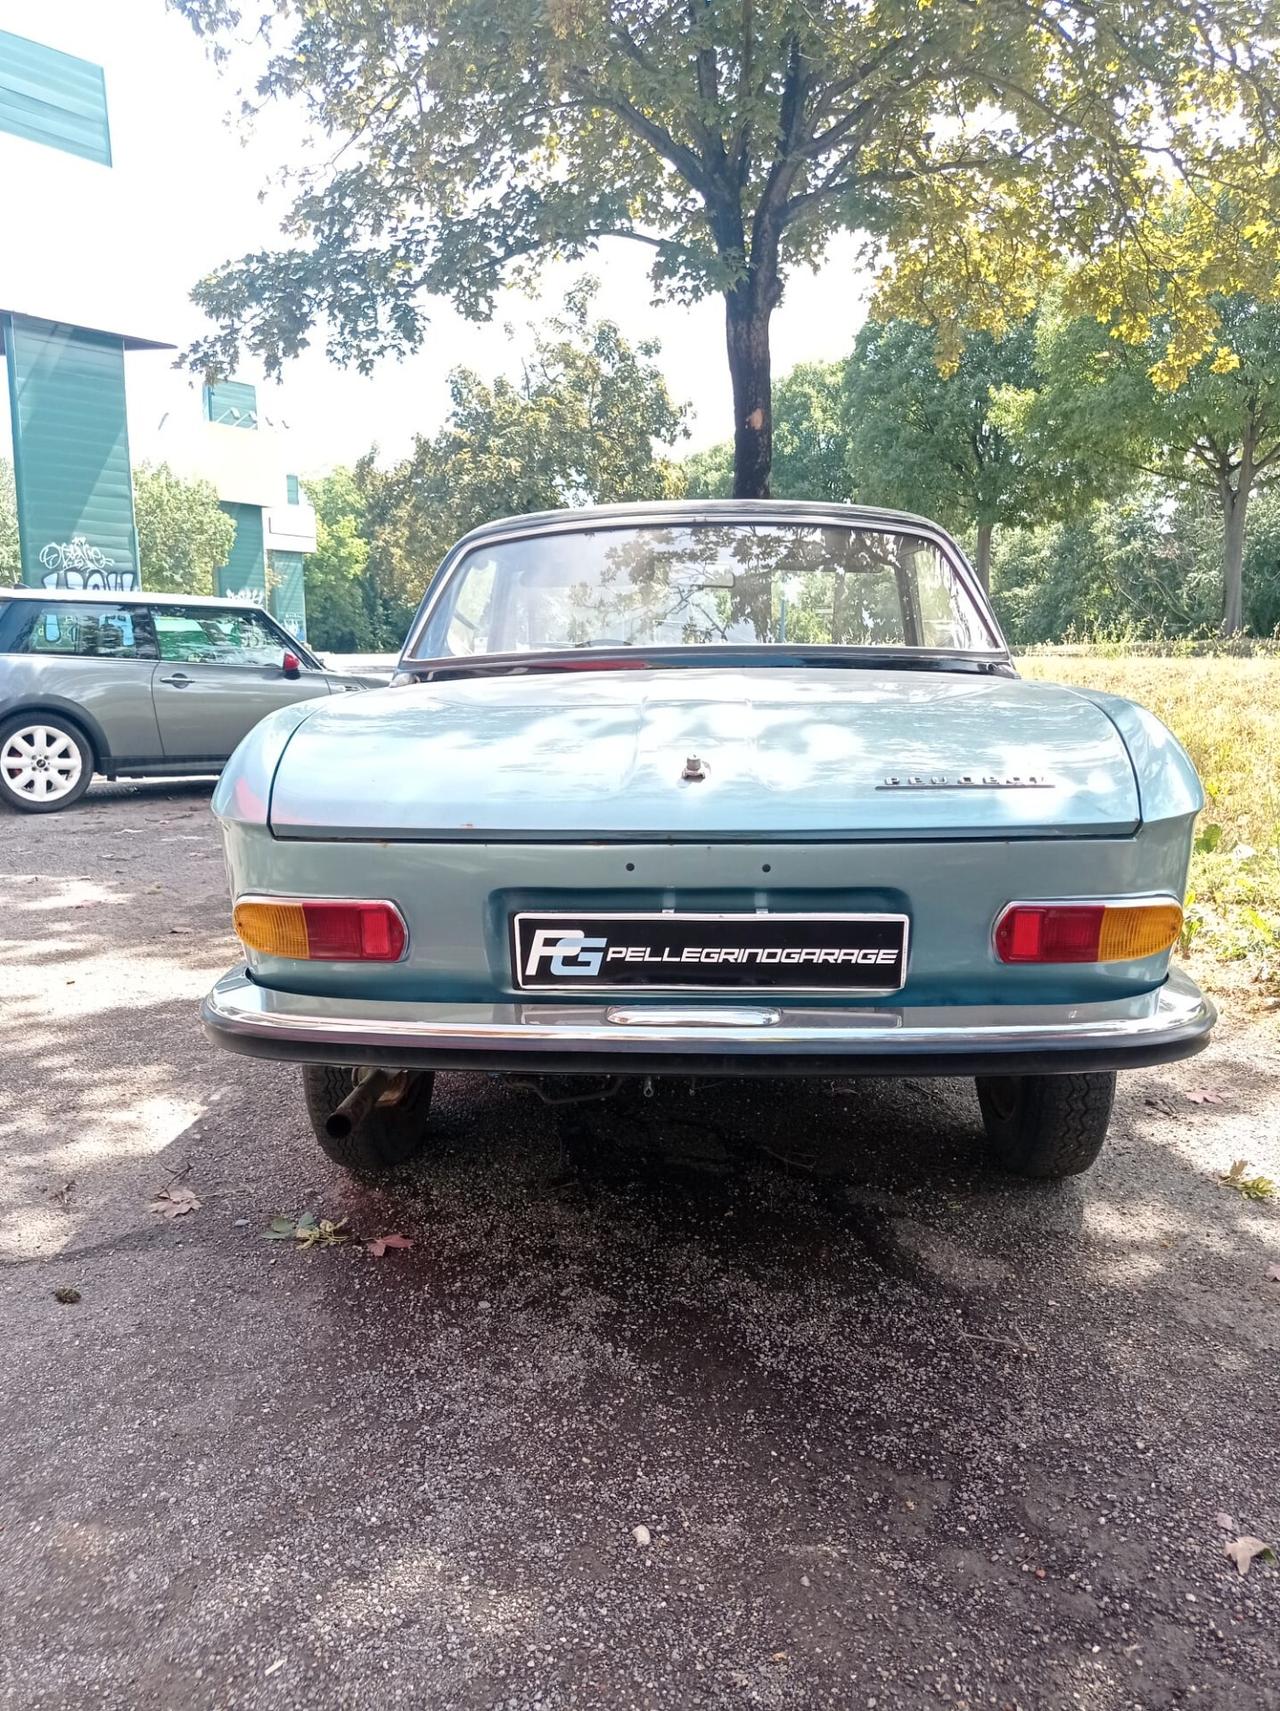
[563,70,717,200]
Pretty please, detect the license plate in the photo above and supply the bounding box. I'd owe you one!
[511,912,909,993]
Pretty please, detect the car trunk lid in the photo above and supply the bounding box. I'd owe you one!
[267,667,1139,840]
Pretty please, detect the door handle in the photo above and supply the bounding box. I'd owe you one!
[159,673,192,686]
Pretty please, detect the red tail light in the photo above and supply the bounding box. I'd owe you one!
[995,901,1182,965]
[233,898,406,961]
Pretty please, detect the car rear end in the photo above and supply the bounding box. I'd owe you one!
[202,669,1211,1080]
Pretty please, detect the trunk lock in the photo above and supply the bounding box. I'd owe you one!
[681,755,707,782]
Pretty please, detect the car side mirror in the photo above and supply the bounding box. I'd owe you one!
[282,650,302,679]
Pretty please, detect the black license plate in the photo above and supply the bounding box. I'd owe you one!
[512,912,909,993]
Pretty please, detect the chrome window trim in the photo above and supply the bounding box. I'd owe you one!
[400,506,1010,665]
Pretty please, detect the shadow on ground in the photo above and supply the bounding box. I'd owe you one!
[1,785,1277,1711]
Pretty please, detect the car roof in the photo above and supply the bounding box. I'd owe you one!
[449,497,946,550]
[0,586,264,611]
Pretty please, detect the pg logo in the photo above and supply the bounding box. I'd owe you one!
[524,928,609,980]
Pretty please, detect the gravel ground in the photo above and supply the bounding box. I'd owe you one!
[1,779,1278,1711]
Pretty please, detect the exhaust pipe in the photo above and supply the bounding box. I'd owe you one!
[325,1069,397,1140]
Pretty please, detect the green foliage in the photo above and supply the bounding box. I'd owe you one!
[173,0,1280,496]
[682,442,734,500]
[1020,291,1280,630]
[769,363,850,503]
[993,488,1280,646]
[362,283,688,612]
[0,456,17,579]
[1021,653,1280,994]
[132,462,236,595]
[842,319,1123,582]
[301,468,387,652]
[299,285,689,644]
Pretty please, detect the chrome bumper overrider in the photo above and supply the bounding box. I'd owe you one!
[202,967,1215,1077]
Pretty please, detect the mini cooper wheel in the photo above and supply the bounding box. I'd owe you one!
[0,714,93,813]
[975,1071,1116,1179]
[301,1065,436,1174]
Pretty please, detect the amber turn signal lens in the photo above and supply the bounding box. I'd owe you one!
[233,898,406,962]
[995,901,1182,965]
[1097,902,1183,963]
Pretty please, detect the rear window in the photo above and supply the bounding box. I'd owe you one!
[417,522,1000,659]
[10,602,146,659]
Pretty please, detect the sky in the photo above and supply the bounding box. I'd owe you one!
[0,0,873,476]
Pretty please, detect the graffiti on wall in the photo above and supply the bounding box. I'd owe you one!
[38,537,137,591]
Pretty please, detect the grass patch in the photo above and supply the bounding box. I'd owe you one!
[1019,654,1280,998]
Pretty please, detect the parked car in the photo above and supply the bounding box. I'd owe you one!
[202,501,1214,1181]
[0,588,384,812]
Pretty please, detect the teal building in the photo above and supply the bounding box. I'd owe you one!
[0,26,315,636]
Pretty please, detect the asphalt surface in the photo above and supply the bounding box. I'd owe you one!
[1,779,1278,1711]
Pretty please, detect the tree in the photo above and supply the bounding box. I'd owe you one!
[1025,294,1280,633]
[174,0,1278,500]
[301,468,380,652]
[0,457,17,580]
[362,283,688,605]
[133,462,236,594]
[684,360,847,501]
[841,320,1117,589]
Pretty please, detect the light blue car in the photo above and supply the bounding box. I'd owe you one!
[202,501,1214,1180]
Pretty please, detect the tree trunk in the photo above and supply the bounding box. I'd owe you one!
[974,521,994,593]
[1220,482,1248,635]
[725,286,774,499]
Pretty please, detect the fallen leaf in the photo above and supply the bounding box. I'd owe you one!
[1266,1264,1280,1283]
[1220,1162,1277,1201]
[1186,1088,1232,1105]
[263,1211,348,1248]
[1223,1536,1276,1577]
[1214,1511,1236,1533]
[53,1286,81,1305]
[366,1233,413,1256]
[149,1185,201,1218]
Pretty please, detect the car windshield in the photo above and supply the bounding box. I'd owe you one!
[416,522,998,659]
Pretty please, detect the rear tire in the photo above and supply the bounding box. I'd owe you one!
[0,713,94,813]
[301,1065,435,1174]
[976,1071,1115,1179]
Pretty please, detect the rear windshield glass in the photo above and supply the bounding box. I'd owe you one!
[416,523,997,658]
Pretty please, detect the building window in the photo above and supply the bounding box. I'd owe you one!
[286,474,300,506]
[0,31,111,166]
[203,381,259,429]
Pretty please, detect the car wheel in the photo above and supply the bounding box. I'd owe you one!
[0,713,94,813]
[301,1065,436,1174]
[975,1071,1116,1179]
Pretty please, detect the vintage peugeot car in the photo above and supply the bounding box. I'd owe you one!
[202,501,1214,1181]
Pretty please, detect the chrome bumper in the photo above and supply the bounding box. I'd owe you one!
[202,967,1214,1077]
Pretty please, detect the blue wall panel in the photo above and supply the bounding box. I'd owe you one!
[216,501,267,601]
[203,381,259,429]
[0,30,111,165]
[3,313,139,588]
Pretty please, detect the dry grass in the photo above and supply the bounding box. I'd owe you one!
[1020,654,1280,998]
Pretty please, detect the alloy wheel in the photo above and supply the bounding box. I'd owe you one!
[0,724,84,803]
